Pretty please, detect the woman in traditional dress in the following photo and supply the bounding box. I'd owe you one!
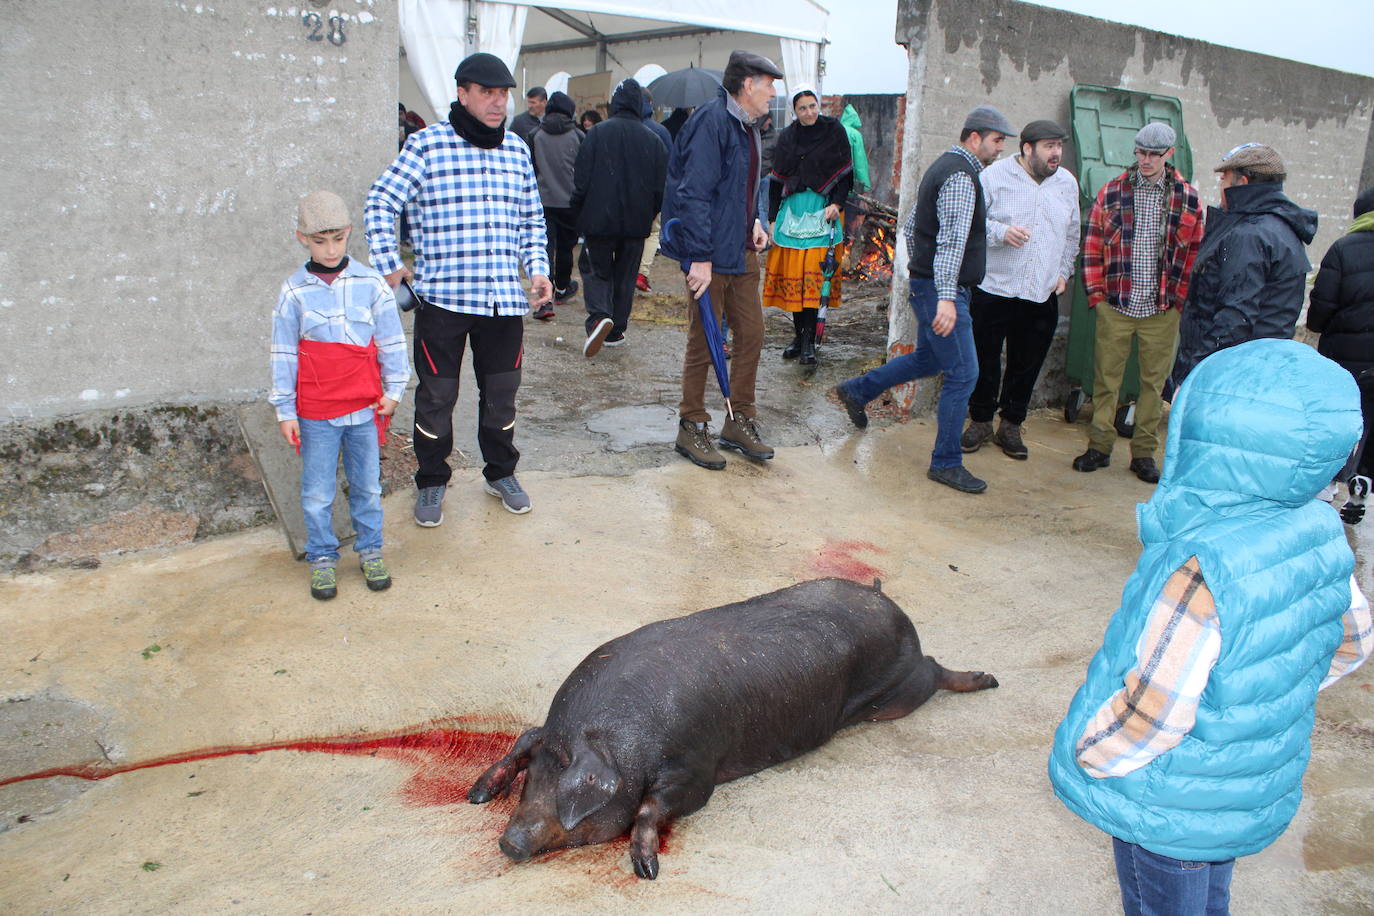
[762,86,853,365]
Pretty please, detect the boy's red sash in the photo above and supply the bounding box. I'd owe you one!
[295,339,390,449]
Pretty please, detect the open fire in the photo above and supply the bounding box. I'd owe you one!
[843,193,898,283]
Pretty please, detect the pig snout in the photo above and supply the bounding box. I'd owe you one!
[498,834,534,862]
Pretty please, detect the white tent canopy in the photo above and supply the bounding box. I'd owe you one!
[399,0,829,121]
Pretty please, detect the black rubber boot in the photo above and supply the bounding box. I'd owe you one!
[782,333,803,359]
[799,329,817,365]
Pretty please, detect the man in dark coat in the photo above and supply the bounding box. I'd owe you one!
[570,79,667,358]
[1308,184,1374,523]
[1172,143,1318,384]
[660,50,784,470]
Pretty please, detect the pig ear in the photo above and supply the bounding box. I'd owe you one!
[556,743,622,831]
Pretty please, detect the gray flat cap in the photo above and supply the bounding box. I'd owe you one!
[963,105,1015,137]
[1135,122,1177,152]
[726,49,784,80]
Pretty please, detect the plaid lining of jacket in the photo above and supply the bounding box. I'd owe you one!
[1083,164,1204,313]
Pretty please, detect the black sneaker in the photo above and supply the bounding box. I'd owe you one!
[553,280,579,304]
[927,465,988,494]
[833,383,868,429]
[1072,448,1111,472]
[1128,457,1160,483]
[603,331,626,347]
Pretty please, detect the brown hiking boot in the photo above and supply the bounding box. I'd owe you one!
[719,414,775,460]
[675,419,726,470]
[960,419,994,453]
[994,420,1028,460]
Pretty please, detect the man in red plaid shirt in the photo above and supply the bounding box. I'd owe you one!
[1074,123,1204,483]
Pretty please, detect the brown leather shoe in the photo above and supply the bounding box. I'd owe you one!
[674,419,725,470]
[719,414,774,460]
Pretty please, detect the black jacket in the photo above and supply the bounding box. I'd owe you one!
[1308,187,1374,374]
[1174,181,1317,383]
[570,81,667,239]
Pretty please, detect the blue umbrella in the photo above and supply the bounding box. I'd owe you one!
[661,218,732,420]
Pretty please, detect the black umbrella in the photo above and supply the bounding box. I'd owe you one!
[647,67,723,109]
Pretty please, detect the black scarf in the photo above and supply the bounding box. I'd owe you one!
[449,100,506,149]
[769,114,852,197]
[306,256,349,275]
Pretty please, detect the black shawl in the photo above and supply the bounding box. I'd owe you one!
[768,114,853,220]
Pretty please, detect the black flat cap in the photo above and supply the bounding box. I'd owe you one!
[453,52,517,88]
[1021,119,1067,143]
[726,49,784,79]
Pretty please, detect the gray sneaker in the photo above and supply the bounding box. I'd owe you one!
[960,420,994,453]
[414,485,446,527]
[484,475,532,514]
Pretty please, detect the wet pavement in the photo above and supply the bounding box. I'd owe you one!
[2,268,1373,914]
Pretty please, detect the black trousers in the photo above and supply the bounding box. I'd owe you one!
[412,306,523,488]
[580,235,645,336]
[543,205,579,292]
[968,287,1059,425]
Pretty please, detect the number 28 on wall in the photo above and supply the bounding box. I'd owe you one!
[302,10,346,46]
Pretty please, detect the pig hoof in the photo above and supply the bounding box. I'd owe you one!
[978,672,999,690]
[632,852,660,880]
[467,786,493,804]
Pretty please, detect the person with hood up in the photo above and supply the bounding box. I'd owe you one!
[1172,143,1318,385]
[761,85,853,365]
[1049,337,1371,916]
[1307,185,1374,524]
[634,86,672,295]
[527,90,584,317]
[570,78,668,357]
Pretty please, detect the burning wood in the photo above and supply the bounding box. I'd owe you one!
[844,193,898,282]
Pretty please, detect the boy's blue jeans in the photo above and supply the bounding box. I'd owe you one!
[1112,838,1234,916]
[299,418,383,563]
[843,277,978,469]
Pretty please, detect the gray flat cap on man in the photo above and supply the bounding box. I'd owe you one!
[963,105,1016,137]
[1214,142,1285,177]
[1134,122,1177,152]
[453,52,517,88]
[1020,119,1067,143]
[725,49,785,79]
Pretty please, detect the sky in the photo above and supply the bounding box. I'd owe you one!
[822,0,1374,94]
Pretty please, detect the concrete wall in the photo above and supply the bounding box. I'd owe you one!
[1,0,398,421]
[888,0,1374,409]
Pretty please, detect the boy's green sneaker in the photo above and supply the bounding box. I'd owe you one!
[359,552,392,591]
[309,562,338,601]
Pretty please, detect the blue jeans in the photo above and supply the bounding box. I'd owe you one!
[843,278,978,469]
[299,418,383,563]
[1113,838,1234,916]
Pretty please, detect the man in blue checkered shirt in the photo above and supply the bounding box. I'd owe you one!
[365,52,552,524]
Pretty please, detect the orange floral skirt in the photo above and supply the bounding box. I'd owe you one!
[762,243,847,313]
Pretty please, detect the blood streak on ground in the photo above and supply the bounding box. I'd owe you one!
[0,716,675,883]
[811,539,887,583]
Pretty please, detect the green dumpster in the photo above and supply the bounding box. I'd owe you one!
[1063,85,1193,434]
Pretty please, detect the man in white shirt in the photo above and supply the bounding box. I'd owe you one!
[960,119,1079,460]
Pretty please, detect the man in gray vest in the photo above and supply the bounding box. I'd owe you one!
[834,106,1015,493]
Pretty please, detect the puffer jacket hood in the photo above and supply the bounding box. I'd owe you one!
[611,79,643,117]
[1145,338,1359,543]
[1354,184,1374,219]
[1222,180,1318,244]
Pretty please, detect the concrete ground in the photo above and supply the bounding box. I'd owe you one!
[2,275,1373,914]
